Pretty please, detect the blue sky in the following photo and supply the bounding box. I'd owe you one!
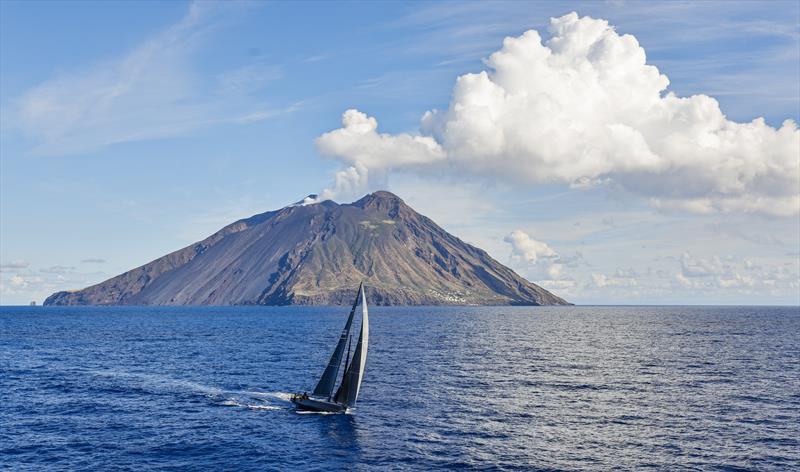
[1,0,798,305]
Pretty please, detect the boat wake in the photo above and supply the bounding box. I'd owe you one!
[296,410,339,415]
[214,391,294,411]
[217,398,283,410]
[86,368,292,412]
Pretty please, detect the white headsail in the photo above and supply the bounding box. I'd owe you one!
[334,284,369,407]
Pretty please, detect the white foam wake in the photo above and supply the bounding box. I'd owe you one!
[87,369,292,412]
[215,390,294,411]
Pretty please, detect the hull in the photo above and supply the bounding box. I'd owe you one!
[291,396,347,413]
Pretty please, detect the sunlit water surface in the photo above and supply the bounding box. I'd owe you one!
[2,306,799,470]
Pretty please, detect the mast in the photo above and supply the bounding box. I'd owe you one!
[334,284,369,407]
[312,282,362,398]
[342,334,352,380]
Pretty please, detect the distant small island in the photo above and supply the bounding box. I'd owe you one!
[45,191,569,307]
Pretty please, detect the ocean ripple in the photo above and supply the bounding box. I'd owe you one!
[1,305,799,470]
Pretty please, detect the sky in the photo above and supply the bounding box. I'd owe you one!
[1,0,798,306]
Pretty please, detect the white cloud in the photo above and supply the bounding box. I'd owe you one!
[39,265,77,274]
[504,229,557,264]
[539,279,576,291]
[316,109,445,200]
[0,260,30,271]
[0,264,107,303]
[1,274,43,293]
[9,1,286,156]
[584,252,798,300]
[674,252,799,292]
[591,272,637,288]
[217,63,283,95]
[9,275,27,288]
[503,229,565,281]
[315,12,799,216]
[680,251,728,278]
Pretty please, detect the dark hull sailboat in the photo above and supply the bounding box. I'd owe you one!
[291,284,369,413]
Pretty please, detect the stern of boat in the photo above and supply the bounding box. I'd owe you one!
[291,394,347,413]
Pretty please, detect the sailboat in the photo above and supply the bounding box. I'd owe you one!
[291,283,369,413]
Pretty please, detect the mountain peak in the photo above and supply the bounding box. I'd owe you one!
[352,190,406,213]
[370,190,402,200]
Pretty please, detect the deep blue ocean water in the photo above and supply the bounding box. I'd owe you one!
[2,305,799,471]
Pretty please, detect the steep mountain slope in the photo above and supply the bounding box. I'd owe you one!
[45,191,569,306]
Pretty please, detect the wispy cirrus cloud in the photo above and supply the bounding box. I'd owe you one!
[0,260,30,271]
[39,265,76,274]
[217,63,284,95]
[8,1,291,156]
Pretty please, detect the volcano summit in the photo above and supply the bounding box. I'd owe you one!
[45,192,569,306]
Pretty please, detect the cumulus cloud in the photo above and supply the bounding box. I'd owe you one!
[580,253,798,301]
[591,273,637,288]
[9,275,28,288]
[680,252,729,278]
[504,230,557,264]
[316,109,445,199]
[503,229,564,280]
[0,263,107,303]
[316,12,799,215]
[1,274,44,293]
[673,252,799,291]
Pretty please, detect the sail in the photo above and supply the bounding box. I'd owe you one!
[334,285,369,407]
[312,283,361,398]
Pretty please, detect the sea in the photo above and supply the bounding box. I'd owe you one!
[2,305,798,471]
